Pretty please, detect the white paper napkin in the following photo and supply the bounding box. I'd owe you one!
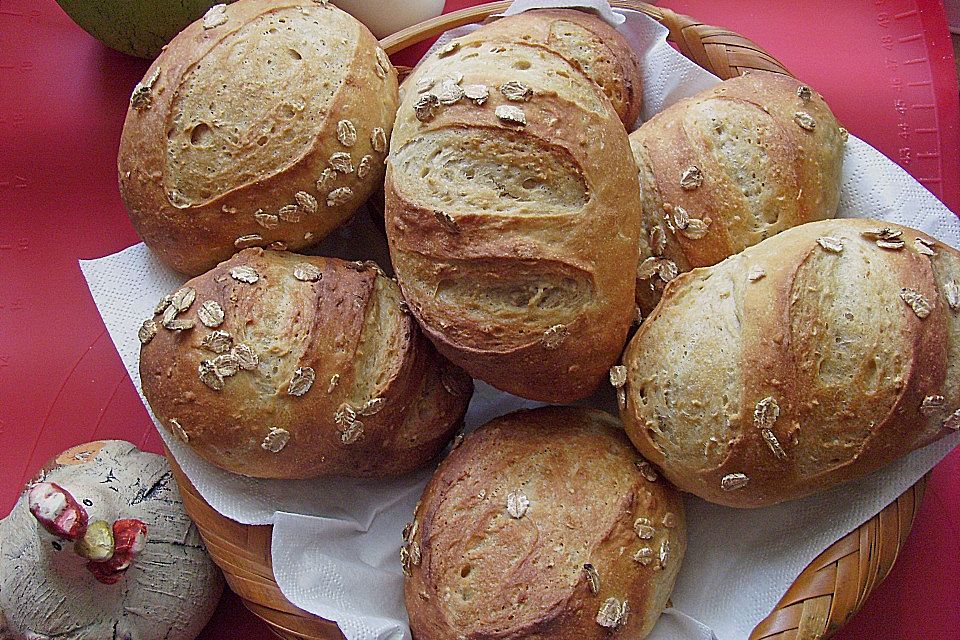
[80,2,960,639]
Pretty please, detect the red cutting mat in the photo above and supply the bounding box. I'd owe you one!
[0,1,957,638]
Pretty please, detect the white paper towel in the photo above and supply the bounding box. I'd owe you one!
[80,2,960,639]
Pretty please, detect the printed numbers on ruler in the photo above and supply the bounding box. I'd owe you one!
[873,0,943,192]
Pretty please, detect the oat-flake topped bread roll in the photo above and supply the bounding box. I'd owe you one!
[138,249,473,479]
[620,219,960,507]
[404,407,685,640]
[118,0,399,275]
[385,9,644,403]
[631,71,845,314]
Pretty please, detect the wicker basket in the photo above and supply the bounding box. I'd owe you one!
[164,2,929,639]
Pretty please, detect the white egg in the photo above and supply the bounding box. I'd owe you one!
[333,0,446,38]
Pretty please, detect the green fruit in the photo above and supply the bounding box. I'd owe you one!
[55,0,236,59]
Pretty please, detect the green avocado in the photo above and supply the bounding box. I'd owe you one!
[55,0,236,59]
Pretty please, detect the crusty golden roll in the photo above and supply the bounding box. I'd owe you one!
[404,407,685,640]
[118,0,399,275]
[621,219,959,507]
[464,9,644,126]
[630,71,845,314]
[138,249,473,479]
[385,10,643,403]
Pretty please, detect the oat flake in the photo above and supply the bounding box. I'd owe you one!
[542,324,568,349]
[327,187,353,207]
[198,360,224,391]
[945,281,960,311]
[316,168,337,191]
[900,288,931,318]
[633,547,654,566]
[229,265,259,284]
[914,237,936,256]
[596,597,628,629]
[680,165,703,190]
[500,81,532,102]
[288,367,316,396]
[495,104,526,126]
[375,47,390,78]
[201,330,233,354]
[262,427,290,453]
[609,365,627,388]
[754,396,780,431]
[138,319,158,344]
[293,262,322,282]
[169,419,189,443]
[721,473,749,491]
[414,94,440,121]
[336,120,357,147]
[330,152,354,174]
[583,564,600,594]
[357,155,372,179]
[197,300,224,328]
[232,344,258,370]
[371,128,388,153]
[506,490,529,518]
[202,4,228,29]
[463,84,489,105]
[794,111,816,130]
[817,236,844,253]
[295,191,318,214]
[254,210,279,229]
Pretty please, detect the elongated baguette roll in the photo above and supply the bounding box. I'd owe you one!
[631,71,845,313]
[404,407,685,640]
[385,10,643,402]
[620,219,959,507]
[118,0,399,275]
[139,249,473,479]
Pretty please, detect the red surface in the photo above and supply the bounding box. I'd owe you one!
[0,1,957,638]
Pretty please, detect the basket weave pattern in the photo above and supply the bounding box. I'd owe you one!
[166,3,925,639]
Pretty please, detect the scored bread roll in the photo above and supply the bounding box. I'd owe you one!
[620,219,959,507]
[138,249,473,479]
[385,10,643,403]
[118,0,399,275]
[464,9,643,126]
[404,407,685,640]
[631,71,845,314]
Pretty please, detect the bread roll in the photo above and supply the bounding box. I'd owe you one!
[631,71,845,313]
[118,0,399,275]
[620,219,959,507]
[404,407,685,640]
[138,249,473,479]
[464,9,643,126]
[385,10,643,402]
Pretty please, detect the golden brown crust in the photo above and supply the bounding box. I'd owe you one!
[630,71,844,313]
[139,249,472,479]
[385,10,642,403]
[475,9,643,126]
[404,407,685,640]
[622,219,958,507]
[118,0,399,275]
